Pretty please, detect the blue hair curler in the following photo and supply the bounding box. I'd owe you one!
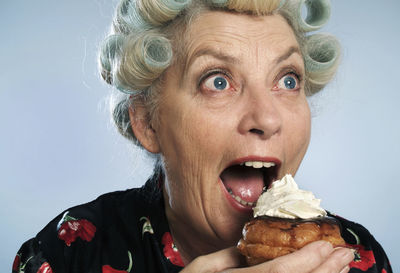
[297,0,331,32]
[100,34,125,73]
[208,0,229,7]
[142,36,173,69]
[116,0,152,34]
[162,0,192,13]
[305,33,339,72]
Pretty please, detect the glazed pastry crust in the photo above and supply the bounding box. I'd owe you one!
[237,217,345,265]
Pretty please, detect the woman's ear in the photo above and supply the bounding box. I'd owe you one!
[128,103,160,154]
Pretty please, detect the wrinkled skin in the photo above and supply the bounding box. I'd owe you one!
[130,11,353,272]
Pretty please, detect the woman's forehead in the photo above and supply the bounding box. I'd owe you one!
[181,11,302,71]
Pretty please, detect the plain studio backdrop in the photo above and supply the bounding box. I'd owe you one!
[1,0,399,271]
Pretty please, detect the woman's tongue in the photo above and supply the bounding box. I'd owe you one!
[220,165,264,203]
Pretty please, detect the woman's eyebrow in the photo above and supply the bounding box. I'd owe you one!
[185,48,241,71]
[274,46,301,64]
[185,46,300,69]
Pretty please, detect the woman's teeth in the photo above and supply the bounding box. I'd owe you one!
[240,161,276,168]
[227,188,255,207]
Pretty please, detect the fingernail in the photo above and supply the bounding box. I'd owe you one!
[339,265,350,273]
[336,248,354,260]
[319,241,333,256]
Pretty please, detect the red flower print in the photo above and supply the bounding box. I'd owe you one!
[162,232,184,267]
[102,265,127,273]
[57,212,96,246]
[382,269,387,273]
[102,251,132,273]
[12,254,20,272]
[37,262,53,273]
[347,244,376,271]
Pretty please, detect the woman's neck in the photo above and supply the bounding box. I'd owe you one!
[164,207,218,264]
[163,190,227,265]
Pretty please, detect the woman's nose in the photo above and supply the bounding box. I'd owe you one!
[237,87,282,140]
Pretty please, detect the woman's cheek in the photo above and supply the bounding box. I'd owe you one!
[283,101,311,166]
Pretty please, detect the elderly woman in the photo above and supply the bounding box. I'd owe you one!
[13,0,391,272]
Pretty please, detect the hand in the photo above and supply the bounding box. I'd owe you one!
[181,241,354,273]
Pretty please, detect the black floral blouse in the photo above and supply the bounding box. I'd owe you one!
[12,172,392,273]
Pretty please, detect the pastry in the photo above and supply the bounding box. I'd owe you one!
[237,174,345,265]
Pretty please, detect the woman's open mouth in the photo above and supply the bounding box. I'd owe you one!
[219,157,280,212]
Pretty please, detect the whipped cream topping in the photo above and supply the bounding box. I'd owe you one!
[253,174,327,219]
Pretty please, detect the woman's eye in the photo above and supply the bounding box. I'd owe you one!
[276,74,300,91]
[202,74,231,92]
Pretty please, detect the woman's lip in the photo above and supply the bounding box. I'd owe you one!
[225,156,282,169]
[219,177,254,214]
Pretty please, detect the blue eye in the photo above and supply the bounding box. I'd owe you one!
[214,77,227,90]
[284,76,296,89]
[203,74,230,92]
[276,74,299,90]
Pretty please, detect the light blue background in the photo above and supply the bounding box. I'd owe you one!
[1,0,399,271]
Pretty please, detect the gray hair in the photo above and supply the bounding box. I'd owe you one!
[99,0,340,147]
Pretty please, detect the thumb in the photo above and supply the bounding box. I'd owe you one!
[182,247,243,273]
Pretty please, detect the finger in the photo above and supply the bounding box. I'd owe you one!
[182,247,242,273]
[205,247,244,271]
[254,241,334,273]
[339,266,350,273]
[311,247,354,273]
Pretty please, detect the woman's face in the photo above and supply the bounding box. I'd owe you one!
[150,11,311,247]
